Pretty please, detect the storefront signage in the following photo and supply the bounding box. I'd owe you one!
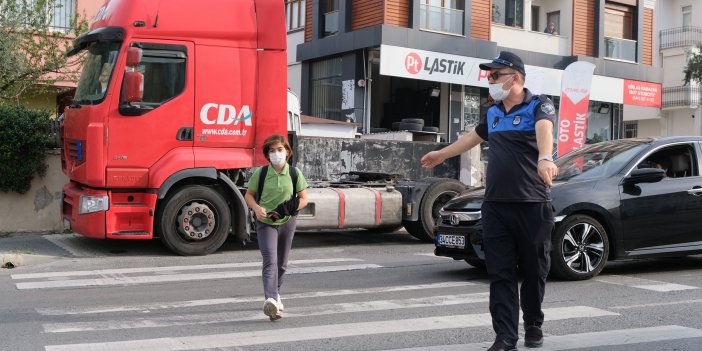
[623,80,661,108]
[380,45,480,86]
[557,61,595,158]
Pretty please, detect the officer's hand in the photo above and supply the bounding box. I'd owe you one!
[538,160,558,187]
[421,151,445,169]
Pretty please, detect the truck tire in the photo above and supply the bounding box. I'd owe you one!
[404,178,465,242]
[156,185,231,256]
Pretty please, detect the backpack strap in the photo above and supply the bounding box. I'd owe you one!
[290,166,298,195]
[256,165,269,202]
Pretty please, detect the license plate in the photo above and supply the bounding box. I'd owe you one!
[438,234,465,249]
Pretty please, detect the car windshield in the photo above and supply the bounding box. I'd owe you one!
[73,41,121,105]
[554,141,648,181]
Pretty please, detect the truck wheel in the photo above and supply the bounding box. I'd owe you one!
[156,185,231,256]
[404,179,465,242]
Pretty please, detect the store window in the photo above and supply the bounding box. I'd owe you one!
[285,0,305,32]
[310,57,343,120]
[492,0,523,28]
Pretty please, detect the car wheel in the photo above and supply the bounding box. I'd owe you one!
[404,178,465,242]
[156,185,231,256]
[550,214,609,281]
[465,258,486,269]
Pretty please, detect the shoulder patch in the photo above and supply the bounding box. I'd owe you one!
[541,103,555,115]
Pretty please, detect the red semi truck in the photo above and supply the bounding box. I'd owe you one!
[61,0,464,255]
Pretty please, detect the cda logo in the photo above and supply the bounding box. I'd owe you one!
[199,103,253,126]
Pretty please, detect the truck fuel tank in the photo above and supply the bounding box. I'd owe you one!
[295,186,403,230]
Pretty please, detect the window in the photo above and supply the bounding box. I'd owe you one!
[310,57,342,120]
[530,5,539,32]
[546,11,560,34]
[323,0,339,36]
[492,0,523,28]
[604,2,636,61]
[420,0,465,35]
[50,0,75,32]
[285,0,305,31]
[682,5,692,28]
[624,121,638,138]
[121,43,186,110]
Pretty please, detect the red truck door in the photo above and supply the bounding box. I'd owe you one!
[106,40,195,188]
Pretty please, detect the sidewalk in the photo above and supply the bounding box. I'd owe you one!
[0,232,70,268]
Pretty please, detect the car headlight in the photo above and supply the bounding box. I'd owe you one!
[79,195,109,214]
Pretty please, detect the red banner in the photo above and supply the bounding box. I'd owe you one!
[623,79,662,108]
[557,62,595,158]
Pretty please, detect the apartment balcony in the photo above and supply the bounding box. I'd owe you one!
[660,26,702,50]
[604,37,637,62]
[419,4,464,36]
[491,24,571,56]
[662,85,702,110]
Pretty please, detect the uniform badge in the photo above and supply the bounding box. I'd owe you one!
[541,103,556,115]
[513,115,521,125]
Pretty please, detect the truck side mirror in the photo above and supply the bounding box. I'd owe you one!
[119,71,152,116]
[126,47,142,68]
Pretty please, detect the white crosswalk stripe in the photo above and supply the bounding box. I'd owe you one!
[596,274,698,292]
[44,306,617,351]
[11,258,382,289]
[10,258,702,351]
[383,326,702,351]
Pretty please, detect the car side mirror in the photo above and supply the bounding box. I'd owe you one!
[625,168,666,185]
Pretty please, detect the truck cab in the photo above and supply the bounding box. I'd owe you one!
[61,0,287,255]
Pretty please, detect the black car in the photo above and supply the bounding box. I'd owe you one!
[435,136,702,280]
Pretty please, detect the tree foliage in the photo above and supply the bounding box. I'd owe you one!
[683,45,702,86]
[0,0,88,101]
[0,104,51,193]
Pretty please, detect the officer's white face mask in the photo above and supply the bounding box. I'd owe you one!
[488,75,515,101]
[269,151,287,166]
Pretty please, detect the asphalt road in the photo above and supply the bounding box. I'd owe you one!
[2,230,702,351]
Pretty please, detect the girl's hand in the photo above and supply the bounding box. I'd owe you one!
[254,205,267,220]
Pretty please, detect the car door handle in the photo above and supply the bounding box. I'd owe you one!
[687,187,702,196]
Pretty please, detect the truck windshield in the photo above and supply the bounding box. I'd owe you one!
[73,41,120,105]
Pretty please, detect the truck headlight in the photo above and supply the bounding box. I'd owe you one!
[79,195,109,214]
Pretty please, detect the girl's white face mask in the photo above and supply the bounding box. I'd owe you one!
[269,151,287,166]
[488,75,514,101]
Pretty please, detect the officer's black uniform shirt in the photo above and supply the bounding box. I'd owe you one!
[475,88,556,203]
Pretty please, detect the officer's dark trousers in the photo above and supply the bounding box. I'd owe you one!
[481,201,554,345]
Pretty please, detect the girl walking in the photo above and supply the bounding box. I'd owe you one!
[244,134,308,321]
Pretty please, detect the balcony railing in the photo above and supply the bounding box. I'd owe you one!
[604,37,637,62]
[660,26,702,50]
[420,4,463,36]
[662,85,702,109]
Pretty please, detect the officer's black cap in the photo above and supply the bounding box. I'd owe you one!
[479,51,526,76]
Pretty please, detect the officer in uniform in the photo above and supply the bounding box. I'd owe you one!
[421,51,558,351]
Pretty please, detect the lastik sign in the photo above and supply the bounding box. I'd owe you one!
[557,62,595,158]
[382,45,473,85]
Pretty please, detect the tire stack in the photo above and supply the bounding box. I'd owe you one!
[392,118,439,133]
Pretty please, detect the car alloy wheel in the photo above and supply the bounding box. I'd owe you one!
[551,214,609,280]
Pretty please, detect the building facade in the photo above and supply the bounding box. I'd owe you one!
[295,0,667,144]
[657,0,702,137]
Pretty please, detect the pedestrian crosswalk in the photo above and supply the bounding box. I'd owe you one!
[8,256,702,351]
